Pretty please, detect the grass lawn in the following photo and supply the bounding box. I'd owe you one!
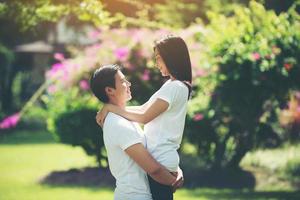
[0,129,300,200]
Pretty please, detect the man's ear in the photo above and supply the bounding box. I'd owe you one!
[105,87,114,97]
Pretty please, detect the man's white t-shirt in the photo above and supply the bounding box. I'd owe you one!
[103,112,152,200]
[144,79,189,172]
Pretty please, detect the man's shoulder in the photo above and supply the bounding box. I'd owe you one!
[106,112,124,121]
[104,112,132,130]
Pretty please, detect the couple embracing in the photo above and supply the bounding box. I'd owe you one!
[90,35,192,200]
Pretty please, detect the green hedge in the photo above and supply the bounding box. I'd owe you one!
[54,108,106,167]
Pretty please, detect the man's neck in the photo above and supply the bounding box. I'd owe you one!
[108,99,126,109]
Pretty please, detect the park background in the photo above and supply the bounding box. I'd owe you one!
[0,0,299,199]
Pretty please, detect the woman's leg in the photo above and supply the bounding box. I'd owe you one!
[147,175,173,200]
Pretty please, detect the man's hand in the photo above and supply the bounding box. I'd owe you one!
[96,104,110,127]
[171,167,184,193]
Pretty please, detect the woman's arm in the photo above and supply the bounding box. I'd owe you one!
[97,99,168,126]
[126,101,149,112]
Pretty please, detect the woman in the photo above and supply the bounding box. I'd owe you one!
[97,35,192,200]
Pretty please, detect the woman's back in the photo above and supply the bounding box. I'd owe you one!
[144,79,188,172]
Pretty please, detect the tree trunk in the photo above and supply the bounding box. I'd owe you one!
[212,133,231,170]
[227,131,252,169]
[227,145,248,169]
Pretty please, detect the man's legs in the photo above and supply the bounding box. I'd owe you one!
[147,175,173,200]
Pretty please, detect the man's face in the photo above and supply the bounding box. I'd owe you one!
[111,70,132,103]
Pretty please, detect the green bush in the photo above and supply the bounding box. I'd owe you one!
[41,84,103,166]
[54,108,106,167]
[186,1,300,170]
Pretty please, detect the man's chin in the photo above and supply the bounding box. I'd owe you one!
[126,95,132,101]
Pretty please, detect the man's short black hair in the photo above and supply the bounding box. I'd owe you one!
[90,64,121,103]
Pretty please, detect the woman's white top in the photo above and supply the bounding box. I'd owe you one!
[144,79,189,172]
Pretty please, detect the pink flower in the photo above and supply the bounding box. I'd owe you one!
[51,63,64,72]
[195,69,206,77]
[88,30,101,39]
[47,63,64,76]
[252,52,261,61]
[193,113,204,121]
[141,69,150,81]
[0,113,20,129]
[295,92,300,100]
[85,44,101,57]
[47,85,57,94]
[79,80,90,90]
[54,53,65,61]
[115,47,130,61]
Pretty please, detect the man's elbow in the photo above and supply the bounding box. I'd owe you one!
[139,115,151,124]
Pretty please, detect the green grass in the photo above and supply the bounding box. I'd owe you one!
[241,144,300,171]
[240,143,300,191]
[0,130,300,200]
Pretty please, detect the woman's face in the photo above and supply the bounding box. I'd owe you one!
[154,50,170,77]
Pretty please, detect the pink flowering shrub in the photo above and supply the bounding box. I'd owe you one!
[0,113,20,130]
[42,26,205,112]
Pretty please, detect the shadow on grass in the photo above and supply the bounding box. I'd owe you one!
[40,167,115,187]
[0,129,55,145]
[39,167,300,199]
[180,153,256,189]
[40,184,114,193]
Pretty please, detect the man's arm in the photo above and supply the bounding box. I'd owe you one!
[125,143,176,185]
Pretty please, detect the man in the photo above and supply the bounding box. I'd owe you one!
[90,64,183,200]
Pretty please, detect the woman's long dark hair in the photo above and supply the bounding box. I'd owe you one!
[154,35,192,98]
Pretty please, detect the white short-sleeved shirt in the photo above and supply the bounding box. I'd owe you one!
[144,79,189,172]
[103,112,152,200]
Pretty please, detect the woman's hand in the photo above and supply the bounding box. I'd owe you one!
[96,104,110,127]
[171,167,184,193]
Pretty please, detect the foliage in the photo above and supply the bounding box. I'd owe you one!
[152,0,204,28]
[42,86,98,133]
[40,76,103,165]
[0,44,15,113]
[186,1,300,169]
[203,0,297,18]
[54,108,106,167]
[0,0,112,31]
[278,91,300,141]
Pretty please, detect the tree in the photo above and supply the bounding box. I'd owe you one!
[186,1,300,170]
